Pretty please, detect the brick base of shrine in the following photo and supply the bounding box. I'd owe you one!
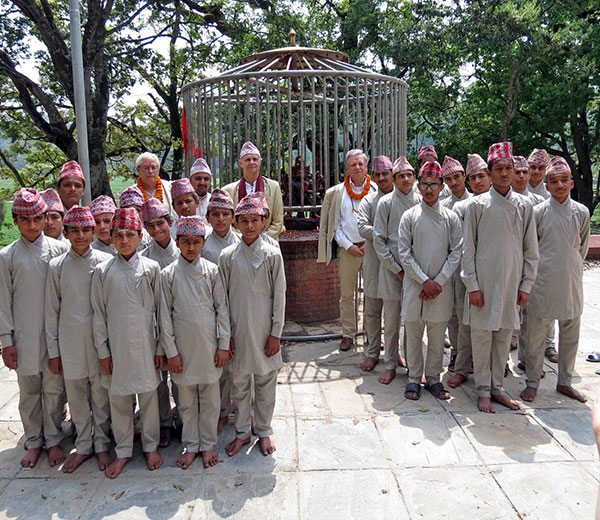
[279,230,340,323]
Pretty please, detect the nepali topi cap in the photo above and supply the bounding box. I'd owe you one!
[176,216,206,237]
[239,141,261,159]
[372,155,393,172]
[487,142,513,163]
[392,156,414,175]
[171,178,197,201]
[207,188,234,213]
[546,156,571,176]
[513,156,529,171]
[90,195,116,216]
[189,158,212,178]
[418,145,438,162]
[12,188,48,217]
[119,186,144,208]
[419,160,443,178]
[63,205,95,228]
[528,148,549,166]
[41,189,65,214]
[58,160,85,184]
[235,193,265,216]
[111,207,142,232]
[141,198,171,223]
[441,156,464,177]
[466,154,488,177]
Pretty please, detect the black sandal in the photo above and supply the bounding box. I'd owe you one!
[425,382,450,400]
[159,426,172,448]
[404,382,421,401]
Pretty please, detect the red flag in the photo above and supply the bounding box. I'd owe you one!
[182,108,189,152]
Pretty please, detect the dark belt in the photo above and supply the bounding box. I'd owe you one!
[353,241,365,247]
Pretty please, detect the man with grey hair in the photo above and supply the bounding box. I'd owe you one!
[134,152,173,213]
[318,149,376,352]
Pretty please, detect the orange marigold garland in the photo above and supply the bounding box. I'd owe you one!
[344,174,371,200]
[137,177,164,202]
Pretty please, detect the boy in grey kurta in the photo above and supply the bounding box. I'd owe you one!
[46,205,113,473]
[161,216,231,469]
[373,156,420,385]
[91,207,163,478]
[140,198,179,446]
[461,142,539,413]
[201,189,240,432]
[0,188,69,468]
[357,156,395,372]
[521,156,589,403]
[399,161,462,401]
[90,195,117,255]
[219,193,286,457]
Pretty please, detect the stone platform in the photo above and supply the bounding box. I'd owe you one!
[1,269,600,519]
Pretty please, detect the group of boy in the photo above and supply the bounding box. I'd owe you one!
[0,141,286,479]
[336,143,589,412]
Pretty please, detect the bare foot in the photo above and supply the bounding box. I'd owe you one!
[202,449,222,467]
[520,386,537,402]
[447,373,467,389]
[397,355,407,369]
[62,453,92,473]
[421,374,427,385]
[176,450,196,470]
[360,357,379,372]
[48,445,66,466]
[218,415,229,435]
[378,369,396,385]
[557,385,587,403]
[478,397,496,413]
[259,437,276,456]
[146,451,163,471]
[492,394,521,410]
[20,447,42,468]
[104,457,131,479]
[225,436,250,457]
[97,451,114,471]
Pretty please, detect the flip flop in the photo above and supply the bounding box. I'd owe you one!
[159,426,172,448]
[425,382,451,400]
[595,369,600,375]
[545,347,559,363]
[586,352,600,363]
[404,382,421,401]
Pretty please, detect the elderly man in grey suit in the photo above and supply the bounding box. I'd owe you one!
[318,149,376,352]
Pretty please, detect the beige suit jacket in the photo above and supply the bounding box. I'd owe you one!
[317,183,345,264]
[223,176,284,239]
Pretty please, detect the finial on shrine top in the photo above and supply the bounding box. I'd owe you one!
[289,29,297,46]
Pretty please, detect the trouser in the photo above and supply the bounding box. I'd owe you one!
[405,320,446,386]
[178,381,220,452]
[231,369,278,440]
[17,368,66,450]
[447,309,459,358]
[516,309,556,357]
[110,389,159,458]
[219,365,233,418]
[382,299,402,370]
[523,315,580,388]
[64,372,111,455]
[363,296,383,359]
[338,247,364,337]
[157,370,181,427]
[471,328,512,398]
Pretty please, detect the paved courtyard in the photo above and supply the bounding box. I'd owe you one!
[1,267,600,519]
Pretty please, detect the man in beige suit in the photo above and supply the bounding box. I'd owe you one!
[318,149,376,352]
[223,142,284,239]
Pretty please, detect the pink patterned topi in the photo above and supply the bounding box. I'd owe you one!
[90,195,117,216]
[12,188,48,217]
[63,205,95,227]
[176,216,206,237]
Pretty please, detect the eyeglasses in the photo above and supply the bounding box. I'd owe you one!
[418,181,442,191]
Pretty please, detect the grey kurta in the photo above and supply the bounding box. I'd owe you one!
[398,201,463,322]
[201,229,240,265]
[91,253,161,395]
[373,187,421,300]
[46,248,113,380]
[218,236,286,377]
[528,196,590,319]
[461,188,539,330]
[91,237,116,255]
[0,235,68,374]
[441,190,471,211]
[160,255,230,385]
[527,182,550,199]
[357,190,385,298]
[141,238,179,269]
